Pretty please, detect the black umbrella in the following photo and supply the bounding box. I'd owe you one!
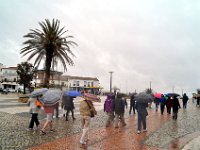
[135,92,154,103]
[167,93,180,97]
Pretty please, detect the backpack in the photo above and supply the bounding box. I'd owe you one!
[35,99,42,108]
[104,99,113,112]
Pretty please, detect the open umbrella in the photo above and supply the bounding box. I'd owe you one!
[167,93,180,97]
[30,88,48,98]
[40,89,62,106]
[154,93,162,99]
[135,92,154,103]
[83,93,101,102]
[65,90,81,97]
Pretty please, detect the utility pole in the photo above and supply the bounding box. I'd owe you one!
[126,80,128,94]
[109,71,113,93]
[150,81,152,93]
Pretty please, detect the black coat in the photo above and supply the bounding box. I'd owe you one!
[172,98,180,112]
[113,98,126,114]
[62,95,75,110]
[130,95,136,106]
[182,94,189,103]
[136,102,148,116]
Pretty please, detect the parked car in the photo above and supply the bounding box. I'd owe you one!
[0,88,3,93]
[2,89,9,94]
[8,89,16,93]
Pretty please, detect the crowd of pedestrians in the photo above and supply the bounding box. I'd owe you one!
[27,90,194,149]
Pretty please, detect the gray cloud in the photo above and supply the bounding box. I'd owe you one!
[1,0,200,95]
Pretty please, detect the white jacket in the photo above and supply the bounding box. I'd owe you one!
[28,97,40,114]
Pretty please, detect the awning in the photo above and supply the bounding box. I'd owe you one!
[1,82,18,85]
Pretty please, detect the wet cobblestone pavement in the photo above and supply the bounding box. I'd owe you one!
[0,97,200,150]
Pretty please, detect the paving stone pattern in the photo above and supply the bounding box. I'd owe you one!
[1,97,200,150]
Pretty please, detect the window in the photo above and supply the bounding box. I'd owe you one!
[84,81,87,87]
[88,82,90,87]
[91,82,94,87]
[73,81,76,86]
[77,81,79,86]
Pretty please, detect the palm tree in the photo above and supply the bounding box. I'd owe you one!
[20,19,78,87]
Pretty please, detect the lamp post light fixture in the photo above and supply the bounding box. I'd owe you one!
[109,71,113,93]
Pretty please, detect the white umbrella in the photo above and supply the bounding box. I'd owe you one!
[30,88,48,98]
[40,89,62,106]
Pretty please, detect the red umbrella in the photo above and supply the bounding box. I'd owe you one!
[154,93,162,98]
[83,93,101,102]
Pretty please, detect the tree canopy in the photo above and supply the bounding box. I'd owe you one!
[16,62,34,94]
[20,19,77,87]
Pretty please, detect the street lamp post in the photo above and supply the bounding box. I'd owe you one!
[149,81,152,93]
[109,71,113,93]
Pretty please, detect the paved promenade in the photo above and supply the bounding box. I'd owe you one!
[0,94,200,150]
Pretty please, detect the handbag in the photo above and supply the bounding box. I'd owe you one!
[85,100,95,118]
[35,99,42,108]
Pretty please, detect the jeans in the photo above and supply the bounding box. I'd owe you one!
[155,103,159,111]
[114,113,126,127]
[166,106,171,114]
[106,112,114,127]
[183,103,187,109]
[66,109,75,120]
[160,104,165,115]
[129,105,135,114]
[137,113,146,131]
[29,113,39,129]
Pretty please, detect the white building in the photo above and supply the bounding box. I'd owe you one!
[60,75,100,94]
[0,67,20,90]
[0,66,101,94]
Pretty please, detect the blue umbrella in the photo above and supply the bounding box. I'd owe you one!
[30,88,48,98]
[65,90,81,97]
[40,89,62,106]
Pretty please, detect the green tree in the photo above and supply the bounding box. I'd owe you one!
[20,19,77,87]
[145,88,153,94]
[16,62,34,94]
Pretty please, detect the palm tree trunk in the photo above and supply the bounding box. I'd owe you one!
[23,84,26,94]
[44,49,53,88]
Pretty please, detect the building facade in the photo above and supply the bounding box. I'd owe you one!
[32,72,101,94]
[0,65,101,94]
[32,69,63,87]
[0,67,20,90]
[60,75,100,94]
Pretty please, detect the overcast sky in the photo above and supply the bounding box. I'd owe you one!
[1,0,200,95]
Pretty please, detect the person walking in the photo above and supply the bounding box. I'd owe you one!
[113,93,126,128]
[27,97,41,130]
[62,95,76,121]
[79,97,97,148]
[197,96,200,107]
[104,94,114,127]
[172,96,181,120]
[165,96,172,114]
[182,93,189,109]
[136,102,148,134]
[40,103,56,135]
[154,97,160,112]
[129,94,136,114]
[54,102,59,118]
[159,95,166,115]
